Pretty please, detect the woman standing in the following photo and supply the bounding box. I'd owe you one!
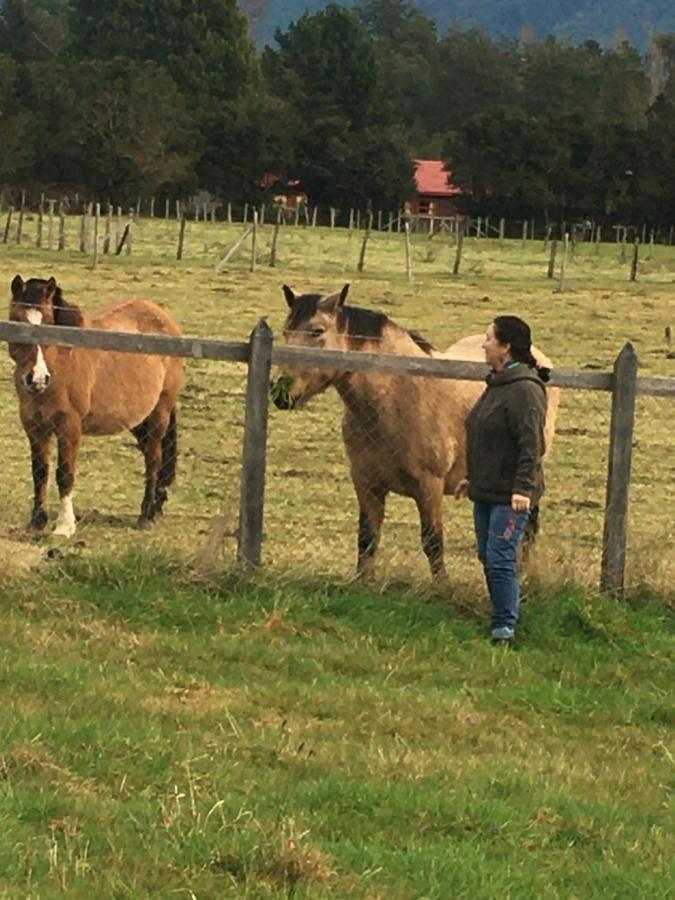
[455,316,550,644]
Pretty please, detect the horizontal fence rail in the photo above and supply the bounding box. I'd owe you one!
[1,320,674,397]
[1,318,674,594]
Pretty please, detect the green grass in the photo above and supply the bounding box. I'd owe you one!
[0,552,673,897]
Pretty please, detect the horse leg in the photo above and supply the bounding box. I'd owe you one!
[355,483,386,579]
[54,417,81,537]
[134,406,171,527]
[28,432,52,530]
[415,479,446,580]
[154,408,178,516]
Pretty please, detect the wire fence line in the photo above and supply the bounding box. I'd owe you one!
[1,318,674,594]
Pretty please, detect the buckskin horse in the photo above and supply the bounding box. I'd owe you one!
[271,284,558,579]
[8,275,184,536]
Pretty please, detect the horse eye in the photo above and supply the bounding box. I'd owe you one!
[309,327,325,337]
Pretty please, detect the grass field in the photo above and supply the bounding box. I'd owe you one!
[0,555,673,897]
[0,220,674,896]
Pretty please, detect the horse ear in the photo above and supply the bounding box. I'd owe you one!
[11,275,24,298]
[282,284,296,308]
[319,284,349,313]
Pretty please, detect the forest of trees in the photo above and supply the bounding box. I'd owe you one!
[1,0,675,226]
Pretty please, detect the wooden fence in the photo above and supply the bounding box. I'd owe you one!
[1,318,674,593]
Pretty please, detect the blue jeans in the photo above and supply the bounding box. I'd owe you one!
[473,502,530,631]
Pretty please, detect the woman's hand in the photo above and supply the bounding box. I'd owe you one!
[511,493,531,513]
[454,478,469,500]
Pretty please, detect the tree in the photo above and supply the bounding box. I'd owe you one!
[24,58,198,201]
[357,0,439,148]
[0,0,70,62]
[0,52,35,182]
[263,4,414,207]
[67,0,260,193]
[68,0,256,109]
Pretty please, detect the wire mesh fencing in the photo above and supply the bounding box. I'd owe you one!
[1,317,673,599]
[0,349,247,564]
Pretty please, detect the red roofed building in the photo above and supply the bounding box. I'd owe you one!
[406,159,461,219]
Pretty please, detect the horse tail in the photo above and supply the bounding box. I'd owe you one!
[159,408,178,490]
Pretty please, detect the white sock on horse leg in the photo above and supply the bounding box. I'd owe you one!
[53,494,76,537]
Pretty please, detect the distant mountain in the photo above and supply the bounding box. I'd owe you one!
[244,0,675,51]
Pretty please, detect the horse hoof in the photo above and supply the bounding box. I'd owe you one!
[29,512,49,531]
[53,523,76,538]
[136,517,154,530]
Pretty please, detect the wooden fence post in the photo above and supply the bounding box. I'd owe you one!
[557,233,569,291]
[357,221,371,272]
[600,343,638,595]
[79,207,86,253]
[47,199,56,250]
[630,239,639,281]
[547,239,558,278]
[176,214,187,260]
[92,202,100,268]
[404,221,413,282]
[250,209,258,272]
[16,196,25,244]
[453,220,464,275]
[58,205,66,251]
[238,319,274,567]
[270,207,281,267]
[126,209,134,255]
[103,205,111,253]
[2,206,13,244]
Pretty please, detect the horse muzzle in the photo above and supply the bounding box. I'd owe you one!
[22,371,50,394]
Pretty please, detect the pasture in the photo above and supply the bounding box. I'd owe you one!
[0,218,673,593]
[0,220,674,896]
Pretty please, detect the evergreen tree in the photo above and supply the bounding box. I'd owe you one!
[0,0,70,62]
[357,0,438,150]
[263,4,414,207]
[24,58,198,201]
[0,52,35,182]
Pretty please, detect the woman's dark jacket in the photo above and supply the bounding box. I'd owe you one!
[465,362,547,505]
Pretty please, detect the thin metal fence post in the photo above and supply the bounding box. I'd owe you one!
[237,319,274,567]
[600,342,638,595]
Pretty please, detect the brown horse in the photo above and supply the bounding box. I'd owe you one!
[8,275,184,537]
[271,284,558,579]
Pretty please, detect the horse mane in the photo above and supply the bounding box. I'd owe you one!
[24,277,84,328]
[285,293,435,355]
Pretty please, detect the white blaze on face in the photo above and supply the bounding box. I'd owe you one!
[25,308,51,390]
[53,494,76,537]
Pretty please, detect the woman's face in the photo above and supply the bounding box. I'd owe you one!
[482,323,511,370]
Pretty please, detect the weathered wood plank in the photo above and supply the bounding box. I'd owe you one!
[601,343,639,595]
[0,321,249,363]
[1,321,674,396]
[238,319,274,567]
